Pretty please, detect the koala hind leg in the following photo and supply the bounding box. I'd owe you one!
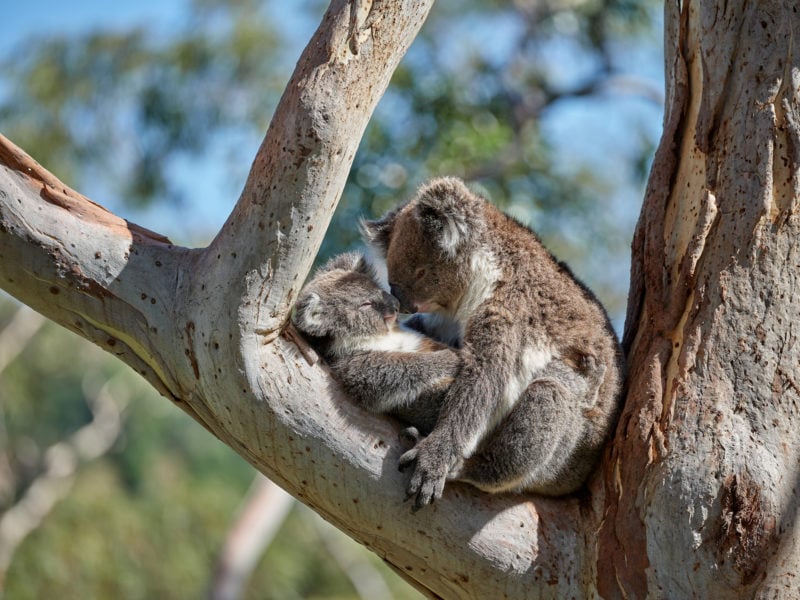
[455,359,603,496]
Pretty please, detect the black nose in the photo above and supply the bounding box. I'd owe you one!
[389,284,416,313]
[382,291,400,313]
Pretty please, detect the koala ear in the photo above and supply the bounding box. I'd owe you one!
[360,210,399,257]
[320,252,362,274]
[352,254,380,283]
[292,292,328,337]
[415,177,484,256]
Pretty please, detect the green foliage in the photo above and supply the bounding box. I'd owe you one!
[0,0,660,596]
[6,461,242,599]
[0,0,284,206]
[0,300,421,598]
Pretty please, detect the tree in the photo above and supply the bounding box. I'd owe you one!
[0,1,797,598]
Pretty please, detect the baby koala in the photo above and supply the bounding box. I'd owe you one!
[292,252,458,434]
[293,252,607,509]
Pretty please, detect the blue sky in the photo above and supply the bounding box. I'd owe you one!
[3,1,321,243]
[4,1,187,50]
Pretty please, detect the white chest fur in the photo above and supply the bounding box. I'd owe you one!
[461,343,555,458]
[329,327,425,356]
[454,246,501,324]
[501,344,555,412]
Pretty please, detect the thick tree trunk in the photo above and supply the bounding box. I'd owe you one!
[599,1,800,598]
[1,0,799,598]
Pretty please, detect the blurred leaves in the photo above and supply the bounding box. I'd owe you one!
[0,0,284,207]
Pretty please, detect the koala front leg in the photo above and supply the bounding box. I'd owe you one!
[399,337,512,509]
[331,349,459,434]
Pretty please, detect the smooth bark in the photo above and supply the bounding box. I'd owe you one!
[0,2,586,598]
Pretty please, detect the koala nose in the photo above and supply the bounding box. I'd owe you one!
[389,284,416,313]
[382,291,400,313]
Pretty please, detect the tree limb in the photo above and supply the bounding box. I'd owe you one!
[0,378,127,583]
[210,475,295,600]
[0,304,45,375]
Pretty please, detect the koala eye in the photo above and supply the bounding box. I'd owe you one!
[359,300,373,309]
[415,268,426,281]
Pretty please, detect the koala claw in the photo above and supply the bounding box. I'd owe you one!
[398,446,417,473]
[400,437,450,511]
[408,465,447,511]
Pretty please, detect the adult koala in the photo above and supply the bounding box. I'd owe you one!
[362,177,624,508]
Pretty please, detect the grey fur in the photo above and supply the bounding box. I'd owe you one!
[363,177,624,508]
[293,252,459,435]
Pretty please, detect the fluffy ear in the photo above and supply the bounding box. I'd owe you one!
[415,177,484,256]
[317,252,379,284]
[292,292,328,337]
[360,209,399,257]
[319,252,363,273]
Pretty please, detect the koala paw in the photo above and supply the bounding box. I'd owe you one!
[398,434,452,511]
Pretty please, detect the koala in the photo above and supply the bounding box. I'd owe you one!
[293,250,611,510]
[362,177,624,508]
[292,252,459,434]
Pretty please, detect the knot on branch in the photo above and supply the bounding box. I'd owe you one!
[710,471,779,586]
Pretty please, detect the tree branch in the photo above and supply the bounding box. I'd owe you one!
[0,304,45,375]
[0,378,127,583]
[210,474,294,600]
[200,0,439,344]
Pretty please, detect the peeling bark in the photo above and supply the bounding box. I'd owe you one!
[604,1,800,598]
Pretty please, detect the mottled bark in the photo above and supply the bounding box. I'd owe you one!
[601,1,800,597]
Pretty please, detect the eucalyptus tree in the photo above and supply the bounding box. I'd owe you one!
[1,0,797,597]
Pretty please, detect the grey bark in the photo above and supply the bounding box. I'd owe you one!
[1,0,799,598]
[603,1,800,597]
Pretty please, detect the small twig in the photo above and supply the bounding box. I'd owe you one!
[281,323,319,366]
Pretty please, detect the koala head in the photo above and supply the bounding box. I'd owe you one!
[361,177,486,314]
[293,252,401,340]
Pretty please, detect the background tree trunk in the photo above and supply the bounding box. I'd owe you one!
[0,0,799,598]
